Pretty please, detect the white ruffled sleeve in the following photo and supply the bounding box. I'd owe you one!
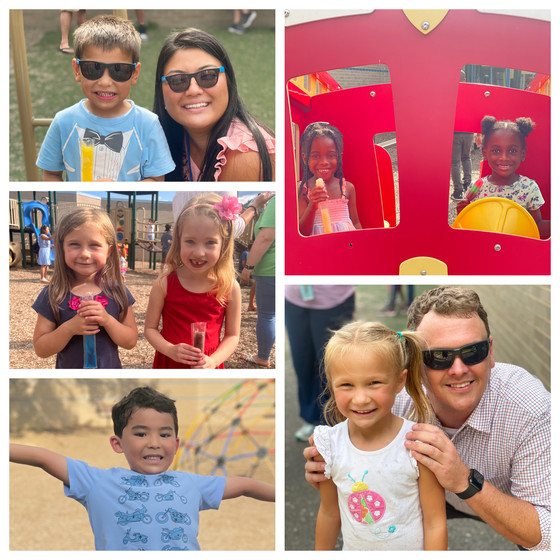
[314,425,333,479]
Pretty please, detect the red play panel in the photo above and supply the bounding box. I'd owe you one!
[285,10,550,275]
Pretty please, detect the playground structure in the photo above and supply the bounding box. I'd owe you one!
[9,191,169,271]
[285,9,550,275]
[172,379,275,479]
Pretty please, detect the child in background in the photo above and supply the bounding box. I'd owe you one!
[314,321,447,551]
[38,225,53,283]
[119,249,128,282]
[160,223,173,270]
[298,122,361,236]
[32,208,137,368]
[144,194,241,369]
[147,218,156,249]
[458,115,549,238]
[36,15,174,182]
[10,386,274,551]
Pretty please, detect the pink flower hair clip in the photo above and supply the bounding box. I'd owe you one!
[213,195,242,221]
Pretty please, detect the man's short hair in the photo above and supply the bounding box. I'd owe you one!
[407,286,490,337]
[73,15,141,63]
[112,386,178,437]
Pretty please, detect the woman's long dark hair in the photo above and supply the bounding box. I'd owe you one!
[154,28,274,182]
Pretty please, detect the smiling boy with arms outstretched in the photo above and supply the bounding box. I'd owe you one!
[10,386,274,551]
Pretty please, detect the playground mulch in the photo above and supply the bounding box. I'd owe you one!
[9,264,274,370]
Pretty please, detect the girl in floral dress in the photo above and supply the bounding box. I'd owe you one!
[144,194,241,369]
[32,208,137,368]
[458,115,549,238]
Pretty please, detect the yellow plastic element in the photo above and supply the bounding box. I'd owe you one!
[399,257,448,275]
[452,197,540,239]
[81,138,94,181]
[403,10,449,34]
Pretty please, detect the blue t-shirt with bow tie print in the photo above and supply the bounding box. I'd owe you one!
[37,99,175,181]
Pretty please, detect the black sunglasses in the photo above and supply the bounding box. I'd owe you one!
[422,339,490,370]
[161,67,225,93]
[77,59,137,82]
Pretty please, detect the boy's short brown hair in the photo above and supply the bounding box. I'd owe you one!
[73,14,141,63]
[112,387,178,437]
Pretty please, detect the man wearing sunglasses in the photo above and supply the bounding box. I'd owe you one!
[303,286,550,550]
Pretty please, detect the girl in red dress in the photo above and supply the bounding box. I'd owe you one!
[145,193,241,368]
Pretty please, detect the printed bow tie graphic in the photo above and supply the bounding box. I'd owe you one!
[83,129,123,152]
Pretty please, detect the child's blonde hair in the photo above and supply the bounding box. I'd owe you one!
[48,208,129,322]
[163,193,236,305]
[322,321,433,425]
[73,14,141,63]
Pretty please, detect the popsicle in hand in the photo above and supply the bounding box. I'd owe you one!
[315,179,333,234]
[81,137,94,182]
[465,178,484,202]
[82,292,97,368]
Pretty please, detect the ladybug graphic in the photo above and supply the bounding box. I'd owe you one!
[347,471,386,524]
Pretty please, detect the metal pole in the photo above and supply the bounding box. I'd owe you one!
[10,10,39,181]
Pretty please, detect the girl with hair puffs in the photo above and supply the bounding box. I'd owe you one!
[459,115,549,238]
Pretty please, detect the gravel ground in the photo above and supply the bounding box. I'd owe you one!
[9,264,275,370]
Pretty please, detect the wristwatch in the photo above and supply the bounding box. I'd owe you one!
[455,468,484,499]
[244,264,255,270]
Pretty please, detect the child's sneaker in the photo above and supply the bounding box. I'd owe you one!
[228,22,245,35]
[294,422,315,442]
[241,10,257,29]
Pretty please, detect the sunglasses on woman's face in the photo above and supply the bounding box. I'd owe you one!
[161,67,225,93]
[422,339,490,370]
[77,59,137,82]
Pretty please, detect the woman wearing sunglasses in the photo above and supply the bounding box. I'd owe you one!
[153,28,275,182]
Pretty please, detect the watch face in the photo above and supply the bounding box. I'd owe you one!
[470,469,484,490]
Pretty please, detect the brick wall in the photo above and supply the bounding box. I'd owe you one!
[468,285,550,390]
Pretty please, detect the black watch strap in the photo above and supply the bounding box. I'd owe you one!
[244,264,255,270]
[455,468,484,500]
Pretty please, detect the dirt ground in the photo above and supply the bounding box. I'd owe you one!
[8,264,275,370]
[9,379,275,551]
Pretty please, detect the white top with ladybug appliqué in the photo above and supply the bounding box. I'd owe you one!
[314,418,424,550]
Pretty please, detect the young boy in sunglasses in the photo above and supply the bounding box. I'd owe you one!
[36,15,174,182]
[303,286,550,551]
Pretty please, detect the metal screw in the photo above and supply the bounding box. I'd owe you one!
[421,269,427,276]
[370,91,376,98]
[494,244,501,251]
[422,21,430,30]
[484,91,491,98]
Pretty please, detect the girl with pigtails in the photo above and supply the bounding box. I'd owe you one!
[314,321,447,550]
[297,122,361,236]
